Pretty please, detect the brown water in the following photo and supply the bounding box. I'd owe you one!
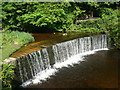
[27,49,119,88]
[11,32,97,58]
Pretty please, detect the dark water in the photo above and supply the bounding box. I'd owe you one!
[27,49,119,88]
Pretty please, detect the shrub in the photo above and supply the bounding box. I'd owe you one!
[101,10,119,49]
[76,9,119,49]
[0,63,14,90]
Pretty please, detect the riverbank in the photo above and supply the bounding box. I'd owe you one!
[1,31,34,61]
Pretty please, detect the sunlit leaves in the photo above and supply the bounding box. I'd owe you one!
[2,2,119,32]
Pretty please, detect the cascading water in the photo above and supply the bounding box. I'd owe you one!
[15,35,108,87]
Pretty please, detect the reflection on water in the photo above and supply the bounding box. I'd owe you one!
[28,49,119,88]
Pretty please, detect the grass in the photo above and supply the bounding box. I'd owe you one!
[0,31,34,60]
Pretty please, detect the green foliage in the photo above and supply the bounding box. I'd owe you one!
[2,2,84,32]
[76,9,119,49]
[2,2,119,48]
[76,19,103,33]
[99,8,116,16]
[1,2,119,90]
[2,2,119,32]
[0,63,14,90]
[1,3,119,90]
[101,10,119,49]
[1,31,34,60]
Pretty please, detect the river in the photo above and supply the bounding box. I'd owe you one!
[27,49,119,88]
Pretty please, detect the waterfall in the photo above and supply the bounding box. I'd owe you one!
[15,35,108,87]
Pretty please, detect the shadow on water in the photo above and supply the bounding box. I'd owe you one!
[27,49,119,88]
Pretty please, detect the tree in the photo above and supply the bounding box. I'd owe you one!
[2,2,84,32]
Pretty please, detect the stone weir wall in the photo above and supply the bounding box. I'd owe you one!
[4,35,108,87]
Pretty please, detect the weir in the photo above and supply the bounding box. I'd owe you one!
[15,35,108,87]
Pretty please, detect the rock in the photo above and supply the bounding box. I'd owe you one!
[40,45,47,48]
[14,41,19,45]
[62,33,67,36]
[4,57,16,64]
[29,45,35,46]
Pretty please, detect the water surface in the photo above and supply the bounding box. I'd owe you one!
[11,32,98,58]
[27,49,119,88]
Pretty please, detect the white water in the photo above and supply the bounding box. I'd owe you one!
[16,35,109,87]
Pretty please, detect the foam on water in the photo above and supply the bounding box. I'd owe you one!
[21,48,109,87]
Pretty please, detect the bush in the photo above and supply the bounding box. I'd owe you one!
[99,8,116,16]
[76,9,119,49]
[2,2,84,32]
[76,19,103,33]
[0,63,14,90]
[101,10,119,49]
